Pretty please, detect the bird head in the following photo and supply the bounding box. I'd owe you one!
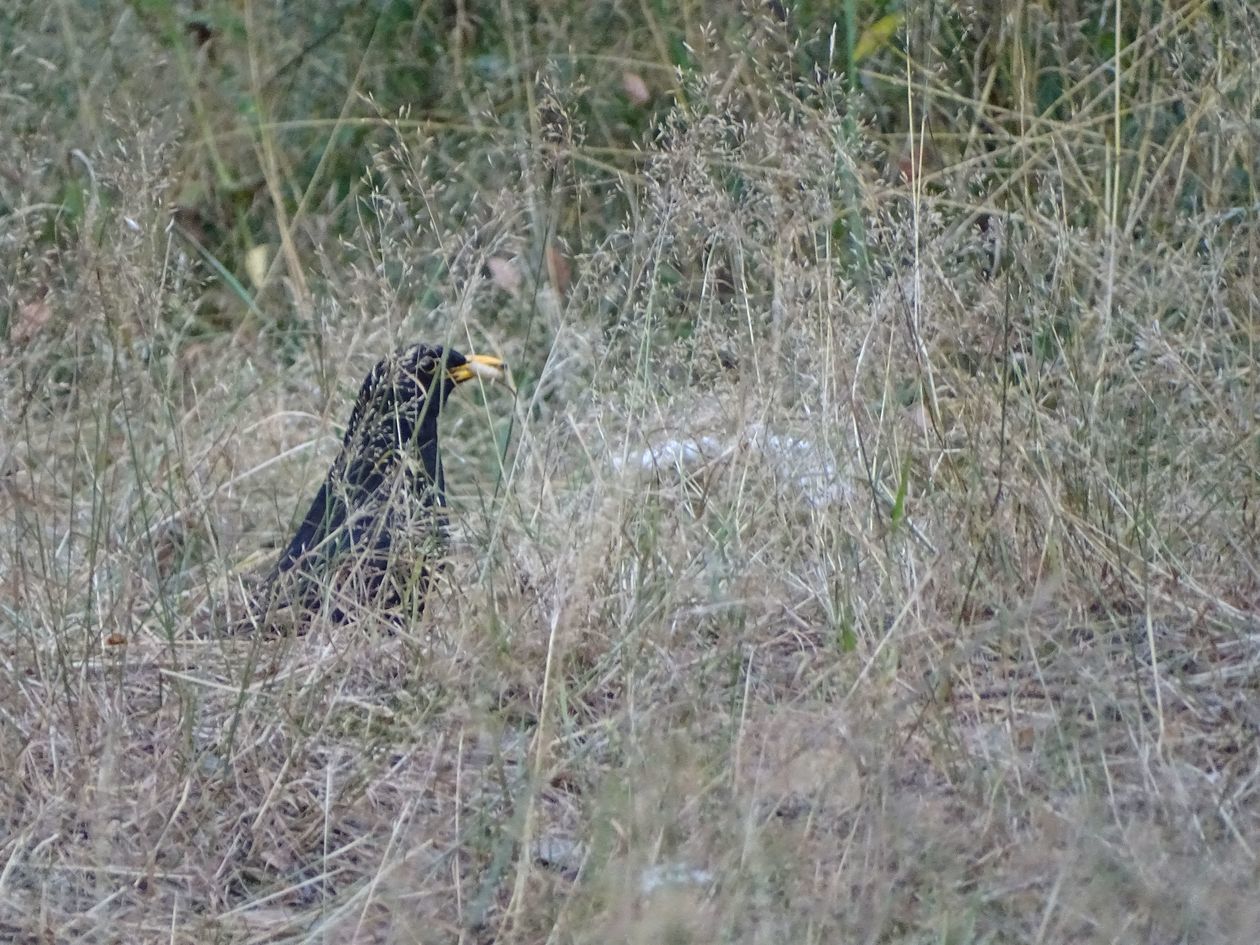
[342,343,511,453]
[402,343,513,401]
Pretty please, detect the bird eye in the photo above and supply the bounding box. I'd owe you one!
[418,355,436,374]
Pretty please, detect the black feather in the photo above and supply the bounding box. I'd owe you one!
[263,343,468,623]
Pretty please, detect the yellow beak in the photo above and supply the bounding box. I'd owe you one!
[448,353,514,393]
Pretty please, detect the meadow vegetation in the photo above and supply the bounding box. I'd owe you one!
[1,1,1258,941]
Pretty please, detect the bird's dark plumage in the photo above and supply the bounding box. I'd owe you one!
[255,342,509,626]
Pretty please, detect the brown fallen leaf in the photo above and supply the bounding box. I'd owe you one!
[621,71,651,106]
[545,244,571,297]
[11,295,52,344]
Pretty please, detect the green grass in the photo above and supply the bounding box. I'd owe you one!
[1,1,1258,942]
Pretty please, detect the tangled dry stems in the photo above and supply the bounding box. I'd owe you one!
[3,7,1259,942]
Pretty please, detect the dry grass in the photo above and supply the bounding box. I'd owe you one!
[2,2,1259,942]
